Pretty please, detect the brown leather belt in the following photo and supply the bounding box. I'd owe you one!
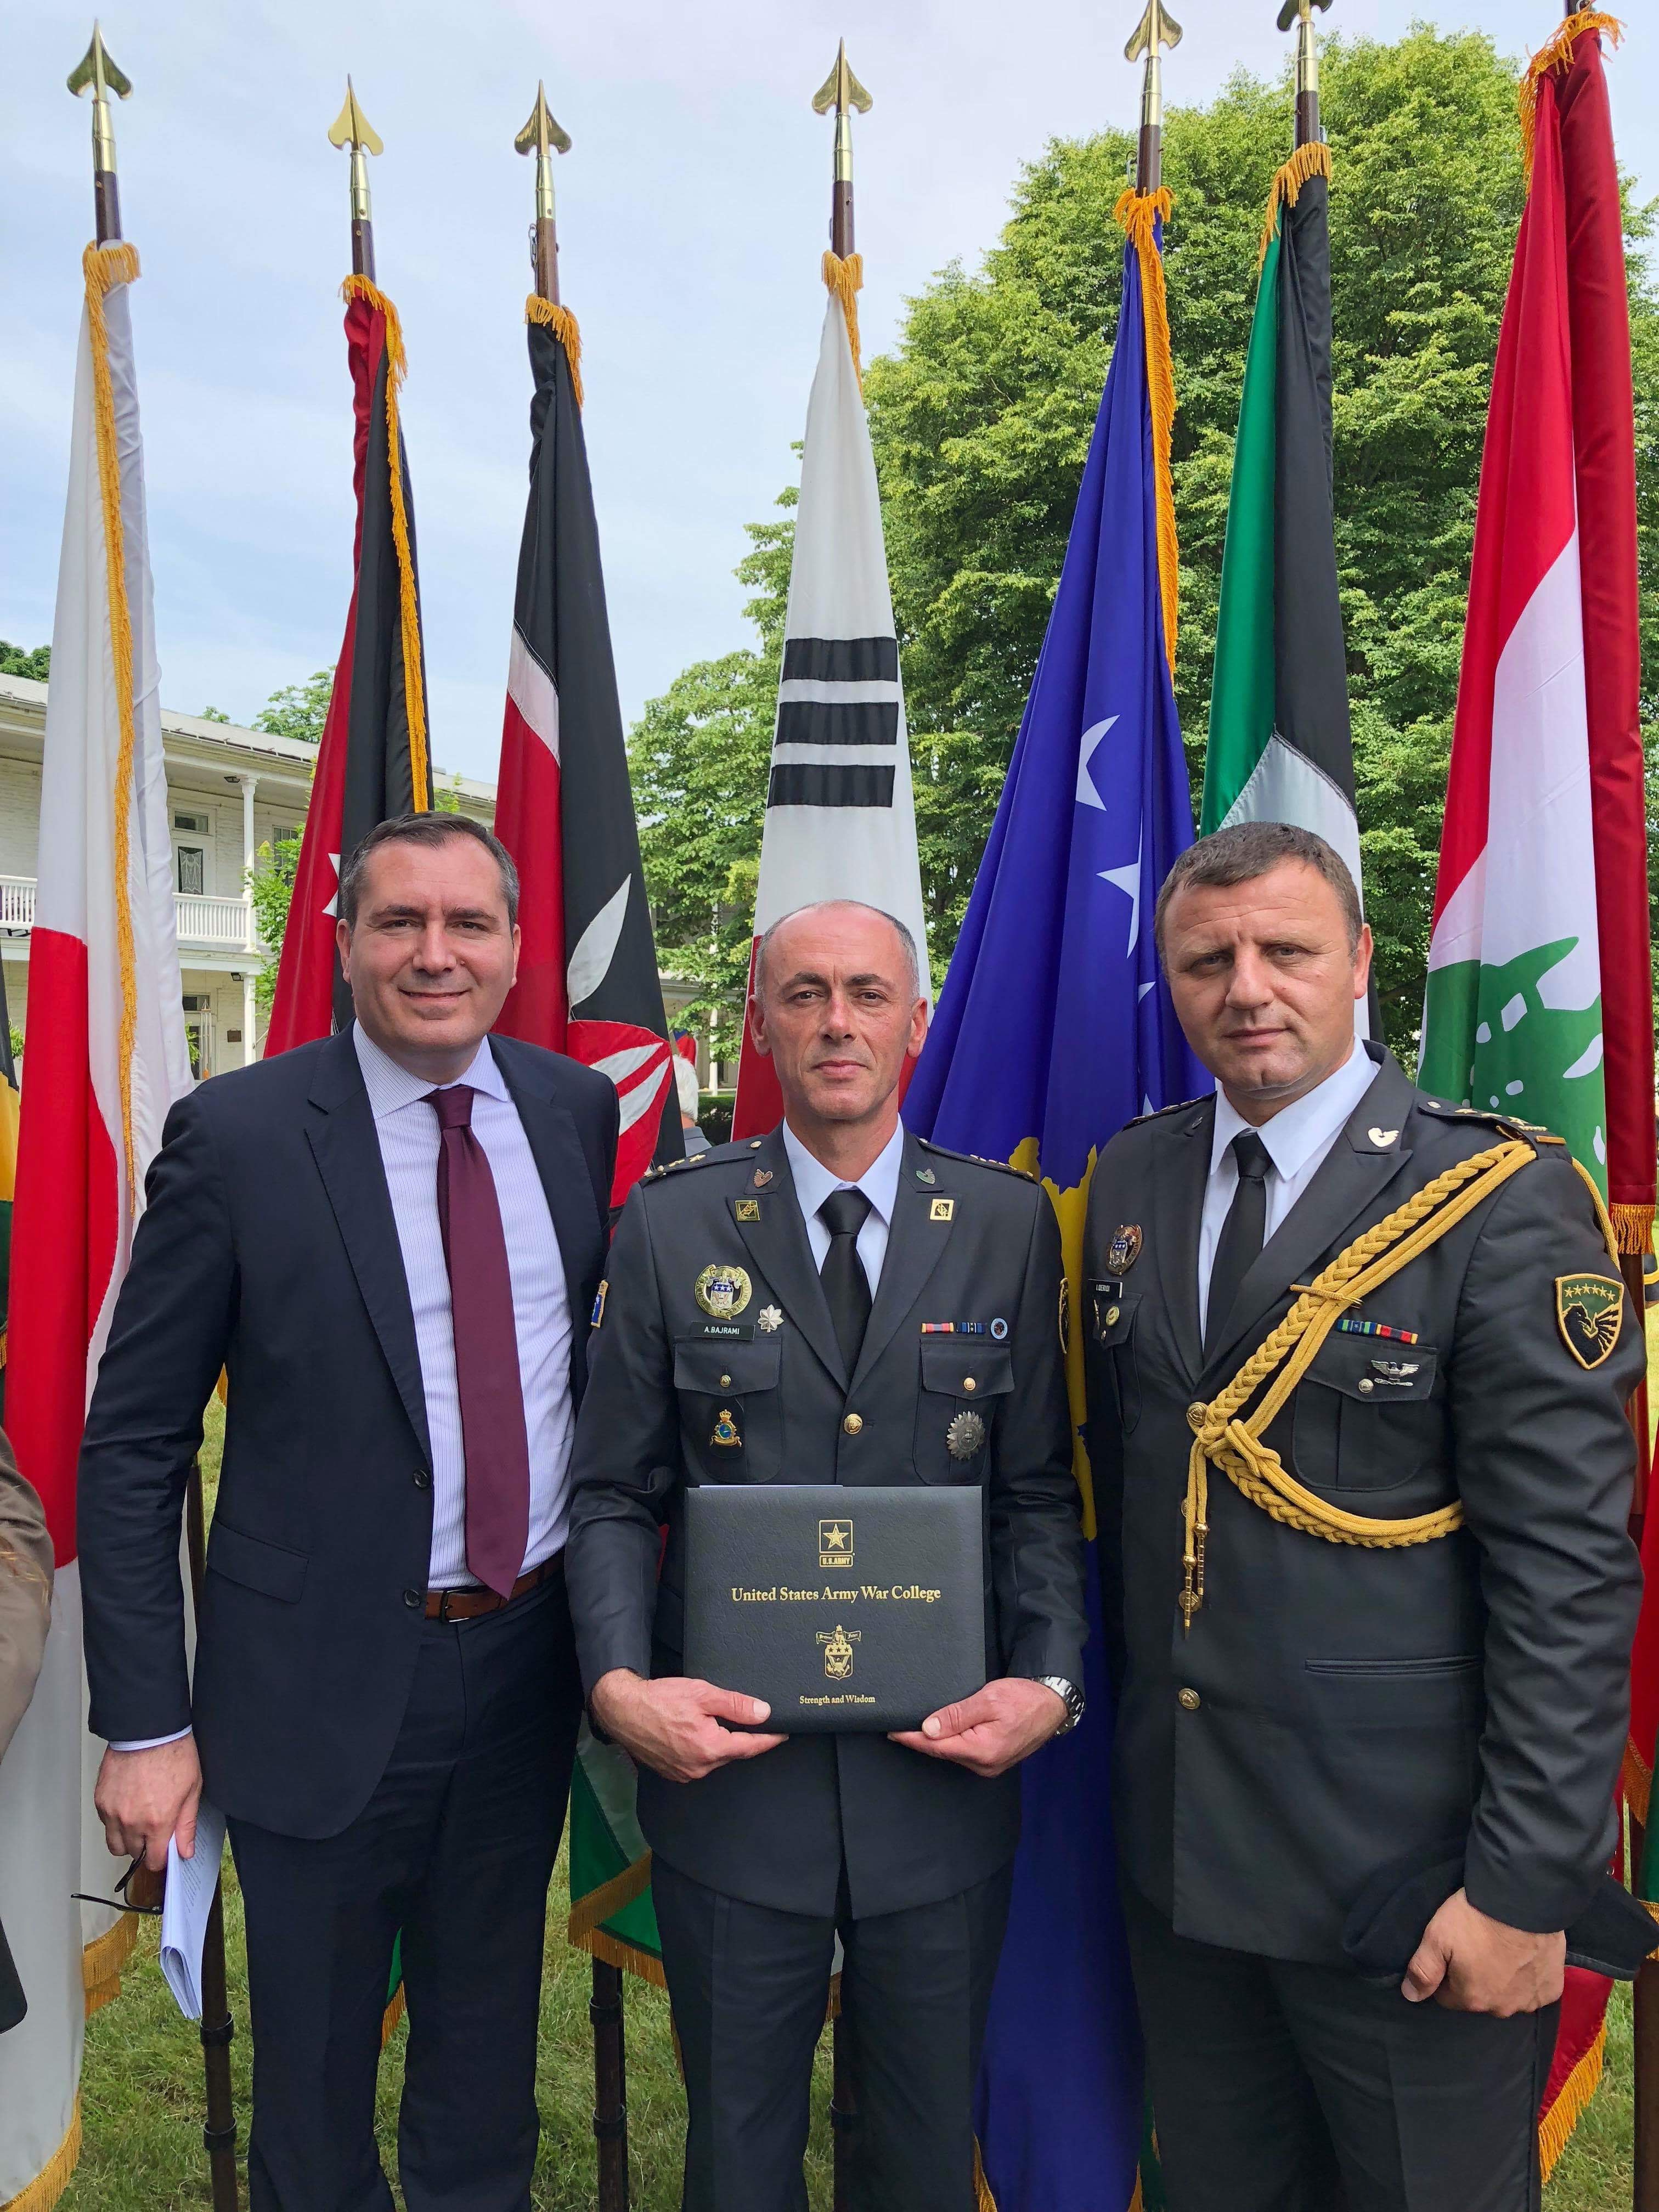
[424,1553,562,1622]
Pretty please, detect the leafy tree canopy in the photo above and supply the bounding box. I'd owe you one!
[252,668,334,749]
[0,642,50,682]
[636,26,1659,1051]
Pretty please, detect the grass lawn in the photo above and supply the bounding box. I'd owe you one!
[63,1367,1653,2212]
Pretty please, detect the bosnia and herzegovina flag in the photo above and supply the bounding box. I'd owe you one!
[491,298,678,1201]
[1199,140,1363,923]
[1419,15,1649,2179]
[907,186,1207,2212]
[264,277,433,1052]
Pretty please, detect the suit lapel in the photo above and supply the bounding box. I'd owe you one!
[732,1128,847,1389]
[853,1132,954,1387]
[492,1037,601,1339]
[304,1028,432,1462]
[1147,1097,1213,1386]
[1204,1051,1417,1381]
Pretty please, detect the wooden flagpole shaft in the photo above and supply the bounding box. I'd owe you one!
[590,1957,630,2210]
[186,1465,241,2212]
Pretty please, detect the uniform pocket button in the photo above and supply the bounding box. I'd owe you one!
[1357,1378,1375,1395]
[1177,1686,1201,1712]
[1187,1403,1206,1431]
[963,1377,977,1392]
[843,1413,864,1436]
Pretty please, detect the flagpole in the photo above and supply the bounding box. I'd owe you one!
[328,78,381,282]
[812,41,870,261]
[515,82,571,307]
[1277,0,1332,149]
[69,31,242,2209]
[1125,0,1182,193]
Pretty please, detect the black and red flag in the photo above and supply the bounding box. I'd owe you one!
[492,297,678,1199]
[266,275,433,1052]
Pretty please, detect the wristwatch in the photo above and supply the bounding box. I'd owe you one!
[1036,1675,1085,1735]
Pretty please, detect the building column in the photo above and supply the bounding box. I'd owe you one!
[235,774,259,1064]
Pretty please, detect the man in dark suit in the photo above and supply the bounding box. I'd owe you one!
[1083,822,1643,2212]
[78,814,617,2212]
[566,899,1088,2212]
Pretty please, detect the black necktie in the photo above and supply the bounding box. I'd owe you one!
[1205,1131,1272,1357]
[819,1189,873,1375]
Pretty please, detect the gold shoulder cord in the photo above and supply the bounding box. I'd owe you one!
[1180,1139,1535,1629]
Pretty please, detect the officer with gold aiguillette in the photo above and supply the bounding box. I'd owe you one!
[1083,823,1645,2212]
[566,899,1086,2212]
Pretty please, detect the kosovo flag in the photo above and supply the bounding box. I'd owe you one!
[906,187,1207,2212]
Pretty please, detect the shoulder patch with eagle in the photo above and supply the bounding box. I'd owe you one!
[1555,1273,1625,1370]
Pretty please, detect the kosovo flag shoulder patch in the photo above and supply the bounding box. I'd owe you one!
[1555,1273,1625,1370]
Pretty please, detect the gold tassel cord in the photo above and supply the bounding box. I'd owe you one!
[525,295,584,411]
[1572,1156,1624,1267]
[340,278,430,811]
[822,250,865,389]
[1113,189,1180,675]
[82,242,143,1214]
[1521,12,1623,184]
[1537,2019,1607,2181]
[1257,140,1333,269]
[0,2102,81,2212]
[1180,1141,1536,1624]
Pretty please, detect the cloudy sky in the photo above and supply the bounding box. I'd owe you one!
[2,2,1653,783]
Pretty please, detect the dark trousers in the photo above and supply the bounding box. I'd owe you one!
[652,1855,1013,2212]
[229,1574,582,2212]
[1120,1878,1559,2212]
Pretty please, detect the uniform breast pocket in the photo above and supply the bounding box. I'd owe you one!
[674,1336,783,1481]
[913,1339,1014,1483]
[1088,1285,1142,1436]
[1291,1333,1441,1494]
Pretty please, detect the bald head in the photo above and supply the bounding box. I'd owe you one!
[755,901,920,1007]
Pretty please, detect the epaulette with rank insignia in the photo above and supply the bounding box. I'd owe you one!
[1415,1098,1564,1148]
[1125,1095,1209,1130]
[913,1136,1036,1181]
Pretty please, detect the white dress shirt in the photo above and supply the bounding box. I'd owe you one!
[782,1118,906,1295]
[1197,1045,1381,1336]
[354,1025,575,1587]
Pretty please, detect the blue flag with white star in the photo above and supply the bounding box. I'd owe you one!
[906,201,1207,2212]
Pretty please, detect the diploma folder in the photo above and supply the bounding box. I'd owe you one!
[682,1485,988,1733]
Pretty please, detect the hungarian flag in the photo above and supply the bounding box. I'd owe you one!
[492,300,677,1200]
[264,277,432,1052]
[0,241,193,2212]
[907,186,1203,2212]
[1199,140,1364,926]
[1418,14,1647,2177]
[730,253,931,1138]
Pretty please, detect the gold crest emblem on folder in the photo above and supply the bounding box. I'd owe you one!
[818,1623,861,1681]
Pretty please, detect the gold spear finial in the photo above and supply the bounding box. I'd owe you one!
[68,24,131,243]
[1125,1,1182,194]
[515,81,571,303]
[811,40,872,124]
[329,78,382,278]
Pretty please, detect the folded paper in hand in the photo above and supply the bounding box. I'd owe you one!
[160,1798,227,2021]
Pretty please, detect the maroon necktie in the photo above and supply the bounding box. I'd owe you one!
[426,1085,531,1597]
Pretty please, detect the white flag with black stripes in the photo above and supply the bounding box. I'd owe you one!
[732,280,932,1135]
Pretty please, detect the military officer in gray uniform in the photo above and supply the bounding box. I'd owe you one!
[1084,822,1644,2212]
[567,899,1087,2212]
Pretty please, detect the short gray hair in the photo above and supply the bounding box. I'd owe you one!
[754,901,921,1004]
[337,813,520,929]
[1154,822,1363,956]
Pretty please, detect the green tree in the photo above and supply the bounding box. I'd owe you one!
[199,706,231,723]
[0,642,50,681]
[247,832,303,1015]
[253,668,334,748]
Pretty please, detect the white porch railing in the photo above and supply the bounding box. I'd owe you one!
[0,874,259,953]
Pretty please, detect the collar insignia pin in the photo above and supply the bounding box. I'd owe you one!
[929,1197,955,1222]
[916,1167,936,1185]
[752,1168,774,1189]
[1368,1127,1399,1148]
[736,1199,761,1221]
[757,1305,783,1333]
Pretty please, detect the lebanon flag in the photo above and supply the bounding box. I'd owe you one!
[730,257,931,1139]
[0,242,193,2210]
[264,278,433,1053]
[1418,15,1649,2175]
[492,301,678,1200]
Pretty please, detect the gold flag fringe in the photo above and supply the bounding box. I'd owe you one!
[1521,13,1623,184]
[566,1849,652,1943]
[1257,141,1334,269]
[1612,1200,1654,1256]
[81,1911,138,2018]
[822,251,865,389]
[1128,2180,1145,2212]
[973,2139,998,2211]
[0,2101,81,2212]
[1624,1732,1652,1827]
[526,296,584,411]
[571,1924,668,1989]
[1538,2018,1607,2181]
[82,241,143,1212]
[381,1984,406,2047]
[1113,189,1180,675]
[340,277,430,811]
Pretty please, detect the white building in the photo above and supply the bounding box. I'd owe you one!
[0,670,710,1080]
